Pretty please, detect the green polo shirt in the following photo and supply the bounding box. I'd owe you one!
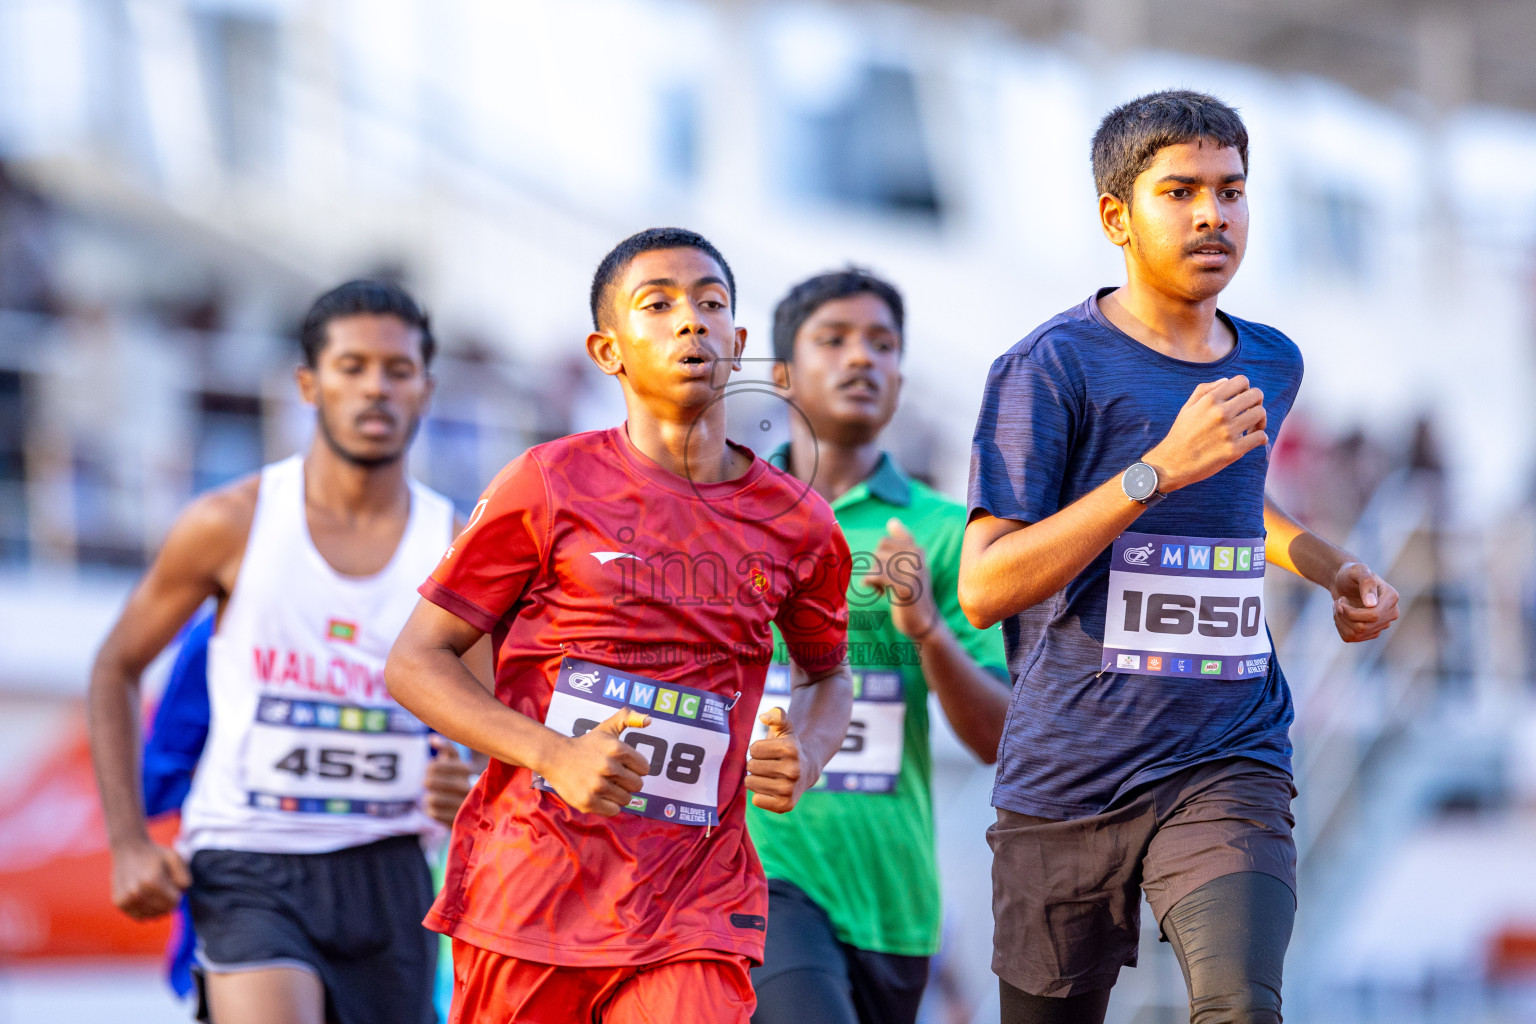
[746,448,1008,956]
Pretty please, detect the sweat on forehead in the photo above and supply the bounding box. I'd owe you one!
[588,227,737,331]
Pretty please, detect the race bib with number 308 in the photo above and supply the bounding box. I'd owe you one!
[242,696,430,816]
[1102,532,1273,681]
[536,658,733,827]
[753,665,905,794]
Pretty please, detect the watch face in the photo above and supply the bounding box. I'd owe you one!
[1124,463,1156,500]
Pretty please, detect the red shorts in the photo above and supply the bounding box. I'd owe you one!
[448,939,756,1023]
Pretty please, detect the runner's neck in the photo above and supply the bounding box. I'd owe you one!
[301,442,411,522]
[784,428,882,505]
[622,405,747,484]
[1099,284,1235,363]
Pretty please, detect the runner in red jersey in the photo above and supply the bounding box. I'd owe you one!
[386,228,855,1023]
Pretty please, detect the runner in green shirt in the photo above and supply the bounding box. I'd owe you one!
[748,269,1011,1024]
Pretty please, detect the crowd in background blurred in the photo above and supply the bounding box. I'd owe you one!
[3,1,1536,1021]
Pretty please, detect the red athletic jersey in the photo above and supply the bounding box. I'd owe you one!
[419,426,851,967]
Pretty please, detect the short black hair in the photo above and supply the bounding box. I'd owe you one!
[771,268,905,365]
[1091,90,1249,204]
[299,279,436,368]
[589,227,736,331]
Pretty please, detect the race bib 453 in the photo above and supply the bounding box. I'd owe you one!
[242,696,429,816]
[536,658,733,827]
[1102,532,1272,681]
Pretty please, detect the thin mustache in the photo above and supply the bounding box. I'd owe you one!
[1184,234,1234,255]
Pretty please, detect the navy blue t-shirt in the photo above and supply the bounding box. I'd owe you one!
[968,289,1304,819]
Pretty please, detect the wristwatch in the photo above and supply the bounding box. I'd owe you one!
[1121,462,1165,507]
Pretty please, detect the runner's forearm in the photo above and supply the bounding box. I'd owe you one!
[918,624,1011,764]
[1262,496,1354,589]
[960,475,1146,628]
[786,662,854,776]
[86,657,152,850]
[386,636,564,777]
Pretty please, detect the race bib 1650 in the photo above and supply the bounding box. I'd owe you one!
[1101,532,1272,682]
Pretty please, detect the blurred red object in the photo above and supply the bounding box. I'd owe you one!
[1488,925,1536,979]
[0,707,174,958]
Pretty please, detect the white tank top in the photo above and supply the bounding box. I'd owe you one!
[179,455,455,855]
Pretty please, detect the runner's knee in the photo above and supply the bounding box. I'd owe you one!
[1163,872,1293,1024]
[999,978,1111,1024]
[203,966,325,1024]
[1188,988,1281,1024]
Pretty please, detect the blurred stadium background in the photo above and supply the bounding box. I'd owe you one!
[1,1,1535,1021]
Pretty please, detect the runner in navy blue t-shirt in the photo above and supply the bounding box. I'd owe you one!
[960,90,1400,1024]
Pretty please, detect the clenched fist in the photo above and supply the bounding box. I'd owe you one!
[1145,376,1268,492]
[539,709,651,816]
[422,734,475,827]
[1331,561,1400,643]
[746,707,815,814]
[110,838,190,921]
[863,518,942,640]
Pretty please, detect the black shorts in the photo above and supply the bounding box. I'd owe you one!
[989,756,1297,998]
[188,834,437,1024]
[751,878,930,1024]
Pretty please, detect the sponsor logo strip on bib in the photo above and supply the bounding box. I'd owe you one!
[1102,532,1272,682]
[537,658,732,827]
[243,696,430,817]
[754,665,905,794]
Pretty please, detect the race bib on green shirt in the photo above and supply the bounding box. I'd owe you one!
[1102,532,1272,681]
[753,665,905,794]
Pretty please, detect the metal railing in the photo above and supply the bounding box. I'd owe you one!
[1287,468,1445,865]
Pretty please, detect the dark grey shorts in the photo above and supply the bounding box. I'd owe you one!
[188,834,437,1024]
[989,757,1297,997]
[752,879,930,1024]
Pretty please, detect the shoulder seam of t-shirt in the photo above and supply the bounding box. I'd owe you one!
[971,327,1086,526]
[1231,315,1306,392]
[803,484,839,538]
[1001,323,1088,419]
[526,445,555,581]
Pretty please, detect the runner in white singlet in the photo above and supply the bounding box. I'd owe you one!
[179,452,453,854]
[88,280,485,1024]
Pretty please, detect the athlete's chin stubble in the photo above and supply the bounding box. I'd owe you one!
[316,406,419,470]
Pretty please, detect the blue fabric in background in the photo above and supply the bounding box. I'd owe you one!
[140,606,215,999]
[143,610,214,818]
